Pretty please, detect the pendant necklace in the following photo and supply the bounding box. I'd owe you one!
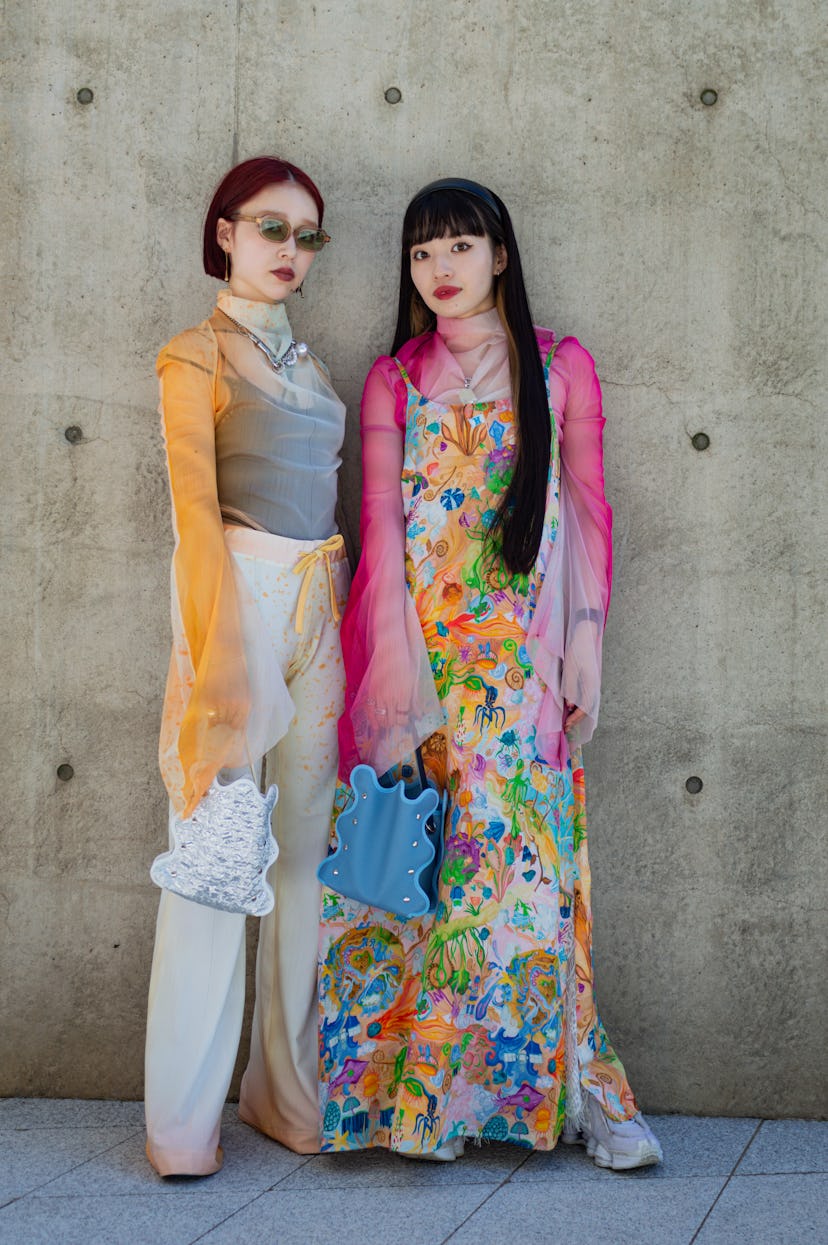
[458,376,477,403]
[221,310,308,373]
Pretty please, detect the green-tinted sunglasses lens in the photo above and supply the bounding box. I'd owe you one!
[258,217,291,243]
[296,228,329,252]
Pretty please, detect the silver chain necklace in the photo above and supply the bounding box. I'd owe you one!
[221,309,307,373]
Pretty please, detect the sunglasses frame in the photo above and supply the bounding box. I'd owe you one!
[229,212,331,252]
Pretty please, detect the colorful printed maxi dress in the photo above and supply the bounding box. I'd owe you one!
[318,346,637,1153]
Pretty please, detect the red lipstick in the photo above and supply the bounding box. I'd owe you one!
[273,267,295,281]
[434,286,461,300]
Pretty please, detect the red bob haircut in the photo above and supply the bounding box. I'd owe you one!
[202,156,325,279]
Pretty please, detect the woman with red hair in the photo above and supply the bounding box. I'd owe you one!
[144,156,348,1175]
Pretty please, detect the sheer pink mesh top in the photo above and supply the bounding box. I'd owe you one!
[338,308,612,778]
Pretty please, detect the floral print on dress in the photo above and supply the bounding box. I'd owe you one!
[318,352,637,1154]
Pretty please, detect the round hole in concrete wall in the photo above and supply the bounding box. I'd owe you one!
[691,432,710,451]
[64,425,83,444]
[700,89,718,106]
[685,775,703,794]
[76,87,94,105]
[384,86,402,104]
[57,763,75,782]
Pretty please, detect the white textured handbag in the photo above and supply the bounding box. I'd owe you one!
[151,773,279,917]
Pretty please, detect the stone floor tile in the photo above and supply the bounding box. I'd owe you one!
[198,1184,498,1244]
[0,1099,145,1130]
[512,1113,761,1182]
[39,1114,308,1196]
[0,1191,256,1245]
[447,1177,724,1244]
[279,1140,528,1188]
[736,1119,828,1174]
[0,1127,140,1200]
[695,1173,828,1243]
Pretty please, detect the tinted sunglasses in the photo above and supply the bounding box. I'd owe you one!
[229,213,330,252]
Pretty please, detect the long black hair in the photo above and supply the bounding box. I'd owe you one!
[391,180,550,576]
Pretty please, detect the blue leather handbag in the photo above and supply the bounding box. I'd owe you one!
[317,749,447,919]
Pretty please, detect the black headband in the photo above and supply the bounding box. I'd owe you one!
[409,177,503,223]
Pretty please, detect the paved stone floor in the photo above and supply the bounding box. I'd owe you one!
[0,1101,825,1244]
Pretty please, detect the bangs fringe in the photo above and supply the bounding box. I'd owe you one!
[392,179,551,575]
[403,190,492,249]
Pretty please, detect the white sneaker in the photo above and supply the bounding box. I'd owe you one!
[397,1137,465,1162]
[563,1095,663,1171]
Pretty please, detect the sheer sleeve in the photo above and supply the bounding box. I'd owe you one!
[157,327,251,816]
[527,336,612,765]
[337,357,445,777]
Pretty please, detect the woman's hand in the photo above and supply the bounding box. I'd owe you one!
[563,700,587,732]
[369,640,416,723]
[365,691,414,734]
[206,702,248,731]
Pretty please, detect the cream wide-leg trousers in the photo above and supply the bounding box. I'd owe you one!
[145,527,349,1176]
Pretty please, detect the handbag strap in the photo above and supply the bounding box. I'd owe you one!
[414,746,429,791]
[380,746,429,790]
[242,737,266,792]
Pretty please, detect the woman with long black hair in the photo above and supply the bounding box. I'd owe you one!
[317,178,662,1169]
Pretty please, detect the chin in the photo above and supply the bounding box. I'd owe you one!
[425,298,457,316]
[262,280,292,301]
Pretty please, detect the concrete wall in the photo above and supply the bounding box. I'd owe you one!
[2,0,825,1115]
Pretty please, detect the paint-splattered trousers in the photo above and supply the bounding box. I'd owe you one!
[145,526,348,1175]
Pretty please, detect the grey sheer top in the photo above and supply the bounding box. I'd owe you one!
[212,291,345,542]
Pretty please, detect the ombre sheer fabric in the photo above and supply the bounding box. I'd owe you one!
[157,292,345,816]
[338,310,611,777]
[528,333,612,766]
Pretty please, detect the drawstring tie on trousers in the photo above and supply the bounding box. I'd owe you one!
[292,533,345,634]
